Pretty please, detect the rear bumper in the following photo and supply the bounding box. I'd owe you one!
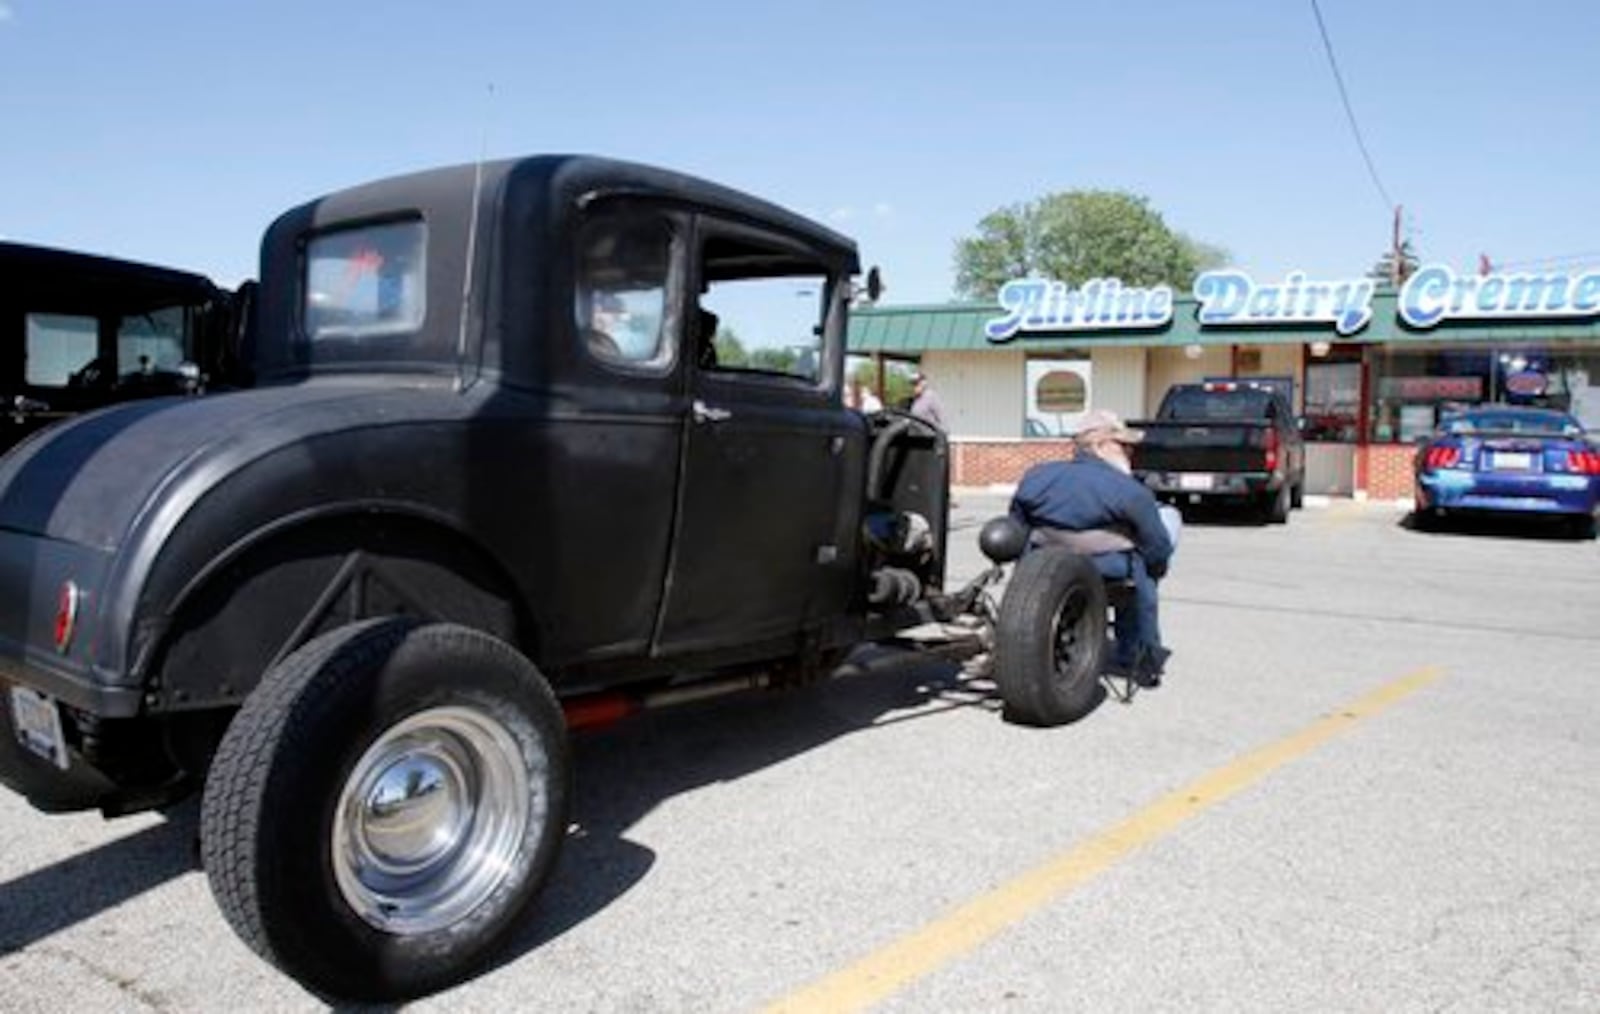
[1416,471,1600,516]
[1144,470,1279,502]
[0,651,143,717]
[1,674,123,812]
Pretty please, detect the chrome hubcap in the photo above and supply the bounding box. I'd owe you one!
[333,705,540,934]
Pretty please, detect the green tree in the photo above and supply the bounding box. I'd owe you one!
[712,327,748,367]
[1366,239,1420,287]
[953,190,1228,300]
[849,359,915,408]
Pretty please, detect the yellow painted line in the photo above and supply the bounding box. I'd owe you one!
[765,665,1444,1014]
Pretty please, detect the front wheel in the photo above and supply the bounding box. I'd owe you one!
[993,547,1108,727]
[200,619,569,1002]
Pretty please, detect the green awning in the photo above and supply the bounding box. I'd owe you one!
[848,291,1600,353]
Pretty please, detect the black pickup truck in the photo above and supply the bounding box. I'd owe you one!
[1131,381,1306,522]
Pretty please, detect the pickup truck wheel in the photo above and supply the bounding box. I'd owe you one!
[200,618,568,1002]
[993,548,1107,727]
[1264,484,1291,524]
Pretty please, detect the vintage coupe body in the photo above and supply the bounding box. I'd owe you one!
[0,157,1114,1000]
[1413,405,1600,537]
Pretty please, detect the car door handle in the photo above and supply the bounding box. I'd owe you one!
[693,399,732,423]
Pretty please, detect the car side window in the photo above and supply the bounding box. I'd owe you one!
[25,313,99,387]
[695,226,833,385]
[575,211,673,367]
[117,306,190,377]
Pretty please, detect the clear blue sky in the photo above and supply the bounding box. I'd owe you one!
[3,0,1598,298]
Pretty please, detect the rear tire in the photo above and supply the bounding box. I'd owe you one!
[201,618,569,1002]
[1263,484,1291,524]
[1569,515,1597,540]
[994,548,1107,727]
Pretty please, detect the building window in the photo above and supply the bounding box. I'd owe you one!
[1303,360,1362,442]
[1024,356,1091,437]
[1367,343,1600,442]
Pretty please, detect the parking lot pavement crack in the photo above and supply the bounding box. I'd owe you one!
[1413,881,1599,1007]
[29,945,169,1011]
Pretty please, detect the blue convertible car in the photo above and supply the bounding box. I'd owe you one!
[1414,406,1600,538]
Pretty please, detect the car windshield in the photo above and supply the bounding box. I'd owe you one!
[1443,410,1582,437]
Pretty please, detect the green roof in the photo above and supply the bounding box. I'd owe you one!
[848,291,1600,354]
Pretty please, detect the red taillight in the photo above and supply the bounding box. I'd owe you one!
[1423,445,1462,470]
[1263,427,1280,472]
[1567,449,1600,475]
[54,581,80,654]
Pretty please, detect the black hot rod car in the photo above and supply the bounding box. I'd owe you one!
[0,156,1112,1000]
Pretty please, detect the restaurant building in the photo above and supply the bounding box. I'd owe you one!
[848,267,1600,498]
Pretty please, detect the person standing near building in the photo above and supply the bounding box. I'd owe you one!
[908,371,946,428]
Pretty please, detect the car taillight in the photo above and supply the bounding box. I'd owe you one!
[1567,449,1600,475]
[54,581,80,654]
[1423,445,1462,470]
[1263,427,1279,472]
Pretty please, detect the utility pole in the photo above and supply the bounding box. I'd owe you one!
[1391,204,1404,287]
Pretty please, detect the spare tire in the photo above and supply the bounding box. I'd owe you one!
[993,547,1108,727]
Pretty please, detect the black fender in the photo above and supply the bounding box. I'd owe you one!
[141,505,535,713]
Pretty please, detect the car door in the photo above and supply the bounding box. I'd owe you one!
[654,218,860,655]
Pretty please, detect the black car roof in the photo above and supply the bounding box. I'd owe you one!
[0,241,221,306]
[296,154,859,261]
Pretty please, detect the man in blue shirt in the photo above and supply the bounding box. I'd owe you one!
[1009,409,1176,686]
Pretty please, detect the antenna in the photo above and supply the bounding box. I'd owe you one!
[454,82,495,392]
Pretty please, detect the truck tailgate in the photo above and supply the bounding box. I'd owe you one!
[1132,422,1271,474]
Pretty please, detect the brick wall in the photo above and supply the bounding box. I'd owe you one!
[951,437,1419,499]
[951,439,1075,486]
[1359,444,1415,500]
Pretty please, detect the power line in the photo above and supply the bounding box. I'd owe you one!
[1489,250,1600,272]
[1310,0,1395,215]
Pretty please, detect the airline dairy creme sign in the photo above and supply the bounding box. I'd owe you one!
[983,265,1600,343]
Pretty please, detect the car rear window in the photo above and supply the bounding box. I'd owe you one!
[303,220,427,344]
[1443,411,1582,437]
[1159,388,1273,421]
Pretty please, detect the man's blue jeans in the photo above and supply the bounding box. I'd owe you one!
[1090,551,1161,666]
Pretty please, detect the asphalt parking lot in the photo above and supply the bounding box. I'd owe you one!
[2,494,1597,1012]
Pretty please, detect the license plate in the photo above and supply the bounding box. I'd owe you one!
[1178,473,1214,491]
[9,685,68,769]
[1493,452,1533,471]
